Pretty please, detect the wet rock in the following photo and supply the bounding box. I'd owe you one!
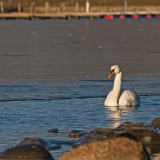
[72,128,124,148]
[69,130,87,138]
[152,118,160,125]
[116,122,160,145]
[117,122,150,130]
[71,122,160,155]
[48,128,58,133]
[152,118,160,128]
[60,137,150,160]
[154,153,160,160]
[116,122,160,155]
[17,137,61,150]
[130,129,160,145]
[117,132,138,140]
[0,144,54,160]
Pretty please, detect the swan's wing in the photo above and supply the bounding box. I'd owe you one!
[104,90,112,106]
[119,90,140,106]
[104,90,119,106]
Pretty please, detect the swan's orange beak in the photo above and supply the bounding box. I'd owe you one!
[107,71,114,79]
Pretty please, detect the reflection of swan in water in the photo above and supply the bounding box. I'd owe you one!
[104,65,140,107]
[107,106,122,119]
[105,106,122,128]
[105,106,137,128]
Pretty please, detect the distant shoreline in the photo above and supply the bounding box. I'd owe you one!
[0,3,160,20]
[0,12,160,20]
[0,0,160,20]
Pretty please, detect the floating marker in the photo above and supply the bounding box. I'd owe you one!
[146,14,152,19]
[119,14,125,20]
[104,14,114,20]
[133,14,139,19]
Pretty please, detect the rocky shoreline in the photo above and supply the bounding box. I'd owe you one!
[0,118,160,160]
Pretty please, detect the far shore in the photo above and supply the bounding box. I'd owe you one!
[0,1,160,17]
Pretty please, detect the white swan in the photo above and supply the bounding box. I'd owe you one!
[104,65,140,107]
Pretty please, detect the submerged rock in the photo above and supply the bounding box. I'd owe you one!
[0,144,54,160]
[71,121,160,155]
[152,118,160,128]
[69,130,87,138]
[17,137,61,150]
[48,128,59,133]
[116,122,160,145]
[72,128,116,147]
[60,137,150,160]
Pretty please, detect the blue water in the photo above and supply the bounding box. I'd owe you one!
[0,77,160,159]
[0,19,160,159]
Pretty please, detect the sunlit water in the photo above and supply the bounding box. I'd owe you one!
[0,19,160,159]
[0,78,160,159]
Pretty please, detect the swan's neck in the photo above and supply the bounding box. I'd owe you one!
[112,72,122,99]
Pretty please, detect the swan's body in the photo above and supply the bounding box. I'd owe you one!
[104,65,140,107]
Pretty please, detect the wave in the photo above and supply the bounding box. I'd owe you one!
[0,93,159,102]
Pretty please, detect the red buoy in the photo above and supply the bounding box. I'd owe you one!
[133,14,139,19]
[119,14,125,20]
[157,14,160,18]
[146,14,152,19]
[104,15,114,20]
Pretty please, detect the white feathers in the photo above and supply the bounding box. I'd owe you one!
[104,65,140,107]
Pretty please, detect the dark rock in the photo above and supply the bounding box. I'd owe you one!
[152,118,160,125]
[17,137,61,150]
[71,122,160,155]
[60,137,150,160]
[116,122,160,145]
[117,122,147,130]
[116,122,160,155]
[152,118,160,128]
[69,130,87,138]
[0,144,54,160]
[130,129,160,145]
[72,128,122,148]
[117,132,138,141]
[48,128,58,133]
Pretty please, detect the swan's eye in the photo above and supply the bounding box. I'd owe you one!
[111,69,115,72]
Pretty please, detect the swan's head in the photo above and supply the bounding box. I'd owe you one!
[108,65,121,79]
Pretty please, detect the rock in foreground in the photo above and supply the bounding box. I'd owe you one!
[0,144,54,160]
[17,137,61,150]
[72,121,160,155]
[59,137,150,160]
[154,153,160,160]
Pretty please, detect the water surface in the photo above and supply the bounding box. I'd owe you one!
[0,19,160,159]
